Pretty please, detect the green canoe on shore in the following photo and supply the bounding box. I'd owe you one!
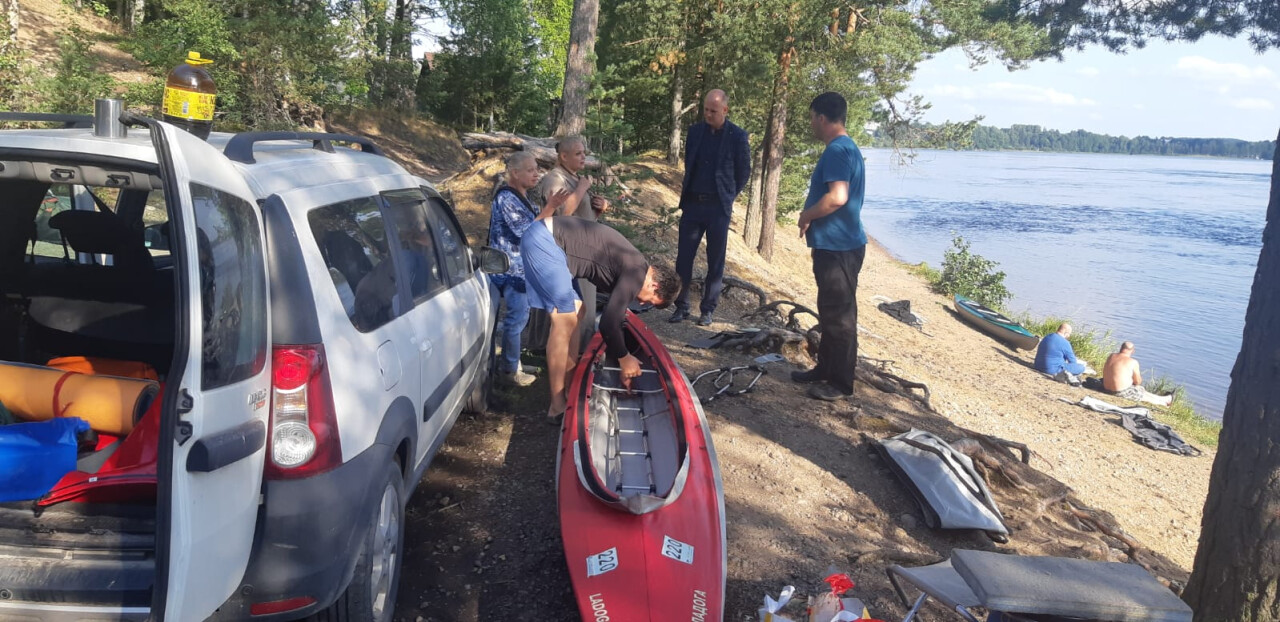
[953,295,1041,351]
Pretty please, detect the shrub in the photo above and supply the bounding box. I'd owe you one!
[38,26,117,114]
[0,47,37,115]
[909,261,941,285]
[935,235,1011,310]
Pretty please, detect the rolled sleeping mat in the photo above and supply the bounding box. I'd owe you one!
[0,361,159,435]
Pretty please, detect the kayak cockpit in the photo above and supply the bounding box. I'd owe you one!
[576,342,691,514]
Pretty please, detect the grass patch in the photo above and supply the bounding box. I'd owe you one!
[1144,374,1222,448]
[909,261,941,285]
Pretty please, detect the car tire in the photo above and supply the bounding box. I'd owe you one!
[463,333,493,414]
[312,462,405,622]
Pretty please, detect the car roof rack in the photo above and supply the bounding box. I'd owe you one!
[223,131,386,164]
[0,112,94,128]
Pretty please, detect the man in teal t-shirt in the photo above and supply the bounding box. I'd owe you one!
[791,92,867,401]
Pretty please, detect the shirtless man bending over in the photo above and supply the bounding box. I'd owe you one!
[1103,342,1173,407]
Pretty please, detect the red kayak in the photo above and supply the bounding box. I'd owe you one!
[557,311,726,622]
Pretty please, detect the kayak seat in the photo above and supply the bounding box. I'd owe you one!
[588,362,680,501]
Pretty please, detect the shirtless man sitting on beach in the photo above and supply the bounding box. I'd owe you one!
[1103,342,1173,407]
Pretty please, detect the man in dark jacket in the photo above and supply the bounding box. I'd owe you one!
[669,89,751,326]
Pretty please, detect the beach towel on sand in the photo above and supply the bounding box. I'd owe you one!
[1074,396,1201,457]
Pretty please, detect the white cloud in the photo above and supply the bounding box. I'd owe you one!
[924,83,1096,107]
[926,84,978,99]
[1077,67,1101,77]
[987,83,1097,106]
[1175,56,1276,83]
[1132,104,1146,110]
[1230,97,1275,111]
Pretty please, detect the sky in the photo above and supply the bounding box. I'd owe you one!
[415,23,1278,142]
[908,36,1280,141]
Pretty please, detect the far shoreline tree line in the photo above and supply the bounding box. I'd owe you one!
[872,122,1277,160]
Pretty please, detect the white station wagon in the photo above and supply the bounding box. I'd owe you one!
[0,100,505,621]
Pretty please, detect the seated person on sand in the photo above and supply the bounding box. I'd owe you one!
[1103,342,1174,407]
[1034,323,1092,380]
[519,214,680,420]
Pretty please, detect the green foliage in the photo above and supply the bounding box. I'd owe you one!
[777,150,818,220]
[127,0,238,70]
[430,0,550,133]
[87,0,113,18]
[584,64,631,155]
[122,78,166,116]
[531,0,572,99]
[909,261,942,284]
[935,235,1011,310]
[0,47,37,114]
[42,26,117,114]
[123,0,359,126]
[1142,373,1221,447]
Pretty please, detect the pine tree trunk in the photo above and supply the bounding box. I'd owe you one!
[392,0,409,56]
[555,0,599,137]
[1184,127,1280,622]
[2,0,18,53]
[742,136,765,247]
[123,0,144,30]
[757,44,794,260]
[667,63,684,165]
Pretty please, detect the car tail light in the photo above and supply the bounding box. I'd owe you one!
[249,596,316,616]
[264,344,341,479]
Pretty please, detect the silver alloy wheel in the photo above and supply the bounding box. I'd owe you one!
[369,483,399,620]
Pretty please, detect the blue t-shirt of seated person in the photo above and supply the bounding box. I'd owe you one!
[804,135,867,251]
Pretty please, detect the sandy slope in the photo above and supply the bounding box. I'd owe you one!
[393,153,1212,621]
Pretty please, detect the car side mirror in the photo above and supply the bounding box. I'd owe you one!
[476,246,510,274]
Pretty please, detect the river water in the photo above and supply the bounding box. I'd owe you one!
[859,149,1272,420]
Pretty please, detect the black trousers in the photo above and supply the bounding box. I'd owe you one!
[812,246,866,395]
[674,205,731,314]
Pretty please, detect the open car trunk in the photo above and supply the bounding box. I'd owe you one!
[0,171,175,615]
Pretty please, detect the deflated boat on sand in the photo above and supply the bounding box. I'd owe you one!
[557,311,726,622]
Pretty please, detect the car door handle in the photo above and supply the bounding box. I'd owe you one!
[186,420,266,473]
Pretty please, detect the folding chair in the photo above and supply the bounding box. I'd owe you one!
[886,549,1193,622]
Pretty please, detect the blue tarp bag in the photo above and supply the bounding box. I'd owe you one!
[0,417,90,502]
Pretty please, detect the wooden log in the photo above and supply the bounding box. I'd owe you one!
[460,132,603,169]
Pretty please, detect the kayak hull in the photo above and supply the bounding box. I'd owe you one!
[557,312,726,622]
[953,295,1040,351]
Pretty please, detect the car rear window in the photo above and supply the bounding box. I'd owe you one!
[191,183,268,389]
[308,197,398,332]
